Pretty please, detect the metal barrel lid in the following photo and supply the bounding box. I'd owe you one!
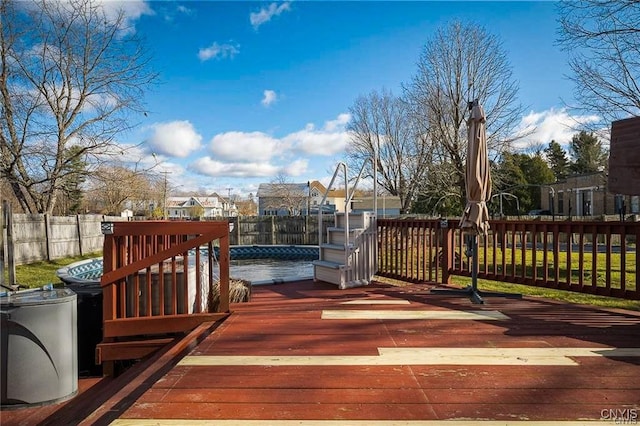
[0,287,76,307]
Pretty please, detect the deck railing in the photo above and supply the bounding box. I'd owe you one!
[378,218,639,300]
[98,221,230,374]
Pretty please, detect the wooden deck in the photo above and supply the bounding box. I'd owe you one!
[2,279,640,425]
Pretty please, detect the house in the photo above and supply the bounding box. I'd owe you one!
[209,192,239,217]
[257,180,365,216]
[165,195,237,219]
[541,172,640,217]
[308,181,340,214]
[257,182,311,216]
[257,179,400,217]
[351,195,402,218]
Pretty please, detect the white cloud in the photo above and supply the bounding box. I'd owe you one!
[262,90,278,107]
[512,108,601,150]
[191,158,280,178]
[146,120,202,158]
[104,1,153,23]
[198,42,239,61]
[250,2,291,30]
[282,159,308,176]
[192,113,349,178]
[284,113,352,155]
[324,113,351,132]
[18,1,153,27]
[91,1,154,34]
[209,131,282,162]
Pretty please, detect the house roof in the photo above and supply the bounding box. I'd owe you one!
[166,196,221,208]
[257,183,309,197]
[309,180,326,193]
[209,192,229,203]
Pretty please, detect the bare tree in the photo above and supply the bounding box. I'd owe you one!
[84,165,161,215]
[266,174,307,216]
[235,194,258,217]
[347,89,432,214]
[404,21,524,202]
[0,0,157,214]
[558,0,640,122]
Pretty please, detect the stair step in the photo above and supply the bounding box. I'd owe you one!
[327,227,364,245]
[335,211,376,228]
[320,243,348,250]
[327,227,364,233]
[320,243,349,263]
[313,260,346,286]
[312,259,345,269]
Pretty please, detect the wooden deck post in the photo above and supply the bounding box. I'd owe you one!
[441,226,453,285]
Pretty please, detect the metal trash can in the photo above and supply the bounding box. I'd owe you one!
[1,288,78,408]
[65,282,103,377]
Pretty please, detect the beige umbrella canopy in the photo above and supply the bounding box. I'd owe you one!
[460,101,492,236]
[434,100,517,303]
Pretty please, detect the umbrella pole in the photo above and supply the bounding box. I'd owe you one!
[431,232,521,304]
[470,235,484,304]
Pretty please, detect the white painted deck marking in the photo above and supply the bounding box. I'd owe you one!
[340,299,411,305]
[178,347,640,367]
[112,420,614,425]
[321,309,509,320]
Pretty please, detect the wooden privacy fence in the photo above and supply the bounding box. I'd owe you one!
[0,205,124,265]
[0,210,331,268]
[226,215,334,245]
[378,218,639,300]
[97,220,230,376]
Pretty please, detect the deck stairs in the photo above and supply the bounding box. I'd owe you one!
[312,161,378,289]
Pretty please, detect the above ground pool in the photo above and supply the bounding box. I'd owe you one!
[56,245,319,286]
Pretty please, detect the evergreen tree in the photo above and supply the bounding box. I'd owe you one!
[569,131,608,174]
[495,152,555,214]
[544,140,570,181]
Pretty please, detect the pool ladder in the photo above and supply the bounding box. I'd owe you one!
[312,161,378,289]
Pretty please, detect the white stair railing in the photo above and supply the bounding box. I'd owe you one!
[316,158,378,286]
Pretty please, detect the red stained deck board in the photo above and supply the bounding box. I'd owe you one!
[121,402,440,421]
[155,367,423,390]
[136,387,430,404]
[423,388,637,405]
[430,403,617,421]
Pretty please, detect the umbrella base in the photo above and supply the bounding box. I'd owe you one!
[430,285,522,305]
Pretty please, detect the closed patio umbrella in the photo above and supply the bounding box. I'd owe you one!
[458,100,491,303]
[460,100,491,236]
[432,100,518,303]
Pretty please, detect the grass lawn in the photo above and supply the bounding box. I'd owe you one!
[450,276,640,312]
[3,252,102,289]
[380,238,639,312]
[376,274,640,312]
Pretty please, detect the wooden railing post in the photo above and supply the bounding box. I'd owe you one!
[441,225,453,285]
[271,216,276,245]
[218,232,230,313]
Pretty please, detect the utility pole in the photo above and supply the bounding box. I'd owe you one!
[226,187,233,217]
[161,171,170,219]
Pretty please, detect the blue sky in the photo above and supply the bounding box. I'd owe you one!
[112,1,596,199]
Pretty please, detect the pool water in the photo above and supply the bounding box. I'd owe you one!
[230,259,314,283]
